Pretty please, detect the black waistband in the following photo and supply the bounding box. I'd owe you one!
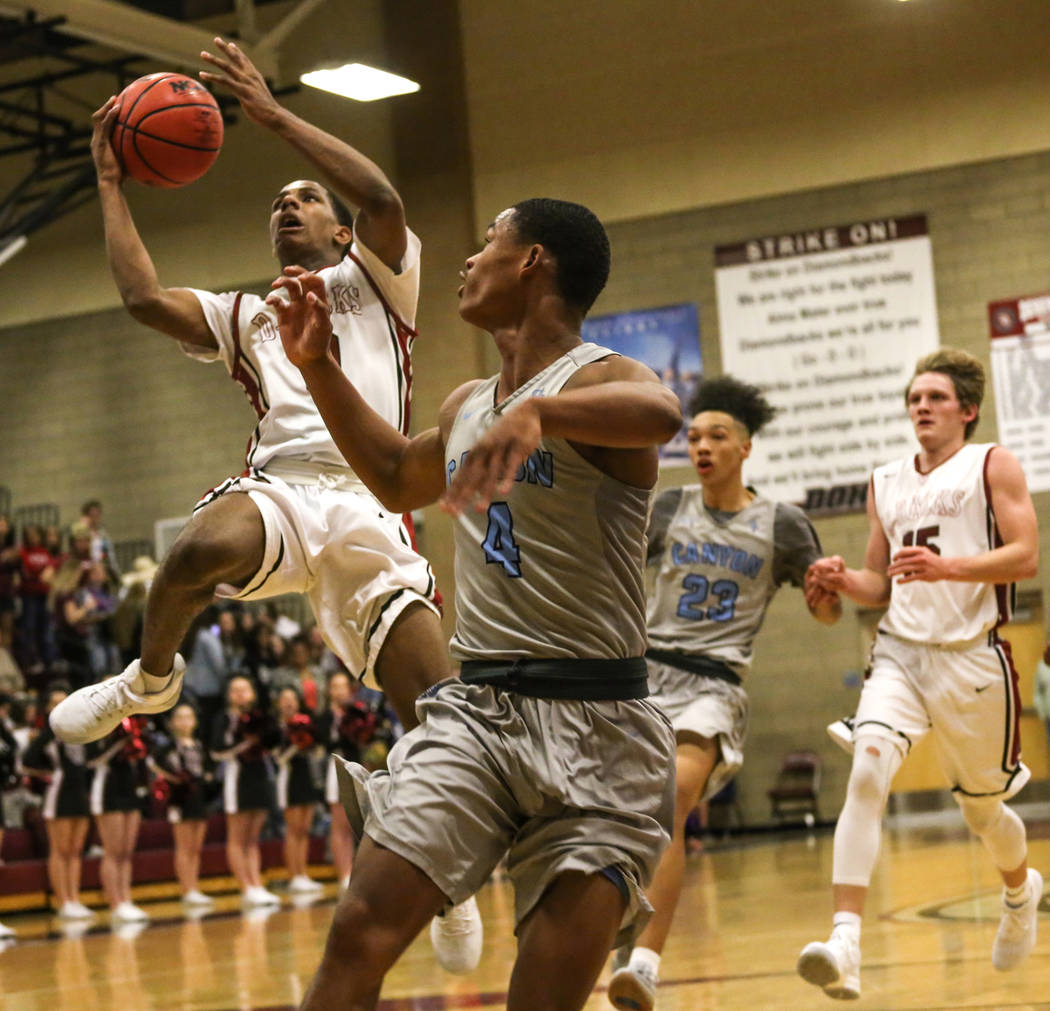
[645,648,742,686]
[459,657,648,701]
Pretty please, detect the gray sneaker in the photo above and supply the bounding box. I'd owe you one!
[50,655,186,744]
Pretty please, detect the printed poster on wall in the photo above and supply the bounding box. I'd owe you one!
[987,293,1050,494]
[715,215,939,512]
[581,303,701,466]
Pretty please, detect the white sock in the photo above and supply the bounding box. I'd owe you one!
[1005,877,1030,907]
[629,946,661,977]
[139,663,173,693]
[833,910,862,940]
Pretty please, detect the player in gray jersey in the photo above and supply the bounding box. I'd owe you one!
[269,197,681,1010]
[609,376,841,1011]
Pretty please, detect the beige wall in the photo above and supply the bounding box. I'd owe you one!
[3,1,1050,823]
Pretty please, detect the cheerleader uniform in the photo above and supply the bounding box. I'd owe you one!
[275,715,320,810]
[88,731,145,816]
[156,738,210,823]
[212,710,278,815]
[0,720,18,830]
[23,725,91,820]
[317,703,372,806]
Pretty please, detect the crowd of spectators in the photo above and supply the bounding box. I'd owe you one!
[0,500,403,940]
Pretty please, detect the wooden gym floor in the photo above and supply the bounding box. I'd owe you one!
[0,806,1047,1010]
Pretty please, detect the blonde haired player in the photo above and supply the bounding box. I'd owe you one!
[798,348,1041,999]
[49,36,480,968]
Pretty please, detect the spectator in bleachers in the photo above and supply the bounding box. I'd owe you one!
[183,607,239,745]
[88,713,151,923]
[0,642,23,697]
[306,623,343,682]
[211,676,280,908]
[111,557,157,668]
[274,686,322,895]
[276,635,323,712]
[153,702,214,907]
[316,670,368,891]
[0,704,16,939]
[43,525,64,561]
[52,561,119,689]
[17,524,57,673]
[0,514,17,651]
[21,683,94,920]
[80,500,119,580]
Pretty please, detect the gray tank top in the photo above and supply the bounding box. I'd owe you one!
[645,486,821,675]
[446,343,650,662]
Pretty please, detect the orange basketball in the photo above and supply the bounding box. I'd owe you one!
[112,73,224,188]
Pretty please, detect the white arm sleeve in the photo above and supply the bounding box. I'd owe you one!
[180,289,240,369]
[339,225,422,329]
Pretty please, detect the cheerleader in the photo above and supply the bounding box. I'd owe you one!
[88,713,150,922]
[316,672,377,891]
[153,702,213,906]
[0,715,18,938]
[21,685,93,920]
[211,676,280,906]
[274,686,322,894]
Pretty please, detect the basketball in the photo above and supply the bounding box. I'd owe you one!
[112,73,223,188]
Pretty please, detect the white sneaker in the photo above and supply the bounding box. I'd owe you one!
[182,889,214,906]
[430,895,483,974]
[287,875,324,894]
[49,655,186,744]
[797,930,861,999]
[58,900,95,920]
[608,961,658,1011]
[0,921,14,939]
[993,868,1042,971]
[826,717,856,755]
[112,901,150,923]
[243,886,281,907]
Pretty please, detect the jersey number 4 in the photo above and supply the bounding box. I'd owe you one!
[482,503,522,578]
[676,574,738,622]
[902,525,941,554]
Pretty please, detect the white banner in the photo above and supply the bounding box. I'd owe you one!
[988,294,1050,494]
[715,216,939,511]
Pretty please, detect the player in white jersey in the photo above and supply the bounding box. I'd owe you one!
[798,349,1041,1000]
[268,198,682,1010]
[608,376,841,1011]
[50,37,481,963]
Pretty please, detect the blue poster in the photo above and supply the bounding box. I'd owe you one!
[581,302,701,465]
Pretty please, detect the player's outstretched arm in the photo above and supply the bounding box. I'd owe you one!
[91,99,216,349]
[268,268,447,511]
[887,446,1038,585]
[200,38,407,272]
[440,355,681,517]
[807,479,891,606]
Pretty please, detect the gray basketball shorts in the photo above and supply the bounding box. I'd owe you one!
[646,658,749,803]
[336,677,675,946]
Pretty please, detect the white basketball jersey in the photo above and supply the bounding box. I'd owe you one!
[874,443,1011,645]
[185,229,420,472]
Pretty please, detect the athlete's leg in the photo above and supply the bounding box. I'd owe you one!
[372,601,452,731]
[96,812,124,909]
[139,494,266,677]
[509,871,625,1011]
[609,738,714,1009]
[243,809,267,888]
[633,737,716,955]
[173,821,198,895]
[283,805,311,878]
[329,802,354,886]
[299,835,447,1011]
[119,810,141,905]
[225,811,253,891]
[46,819,73,906]
[798,734,904,999]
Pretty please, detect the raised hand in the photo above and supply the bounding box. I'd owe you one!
[199,37,280,128]
[91,97,124,185]
[440,401,542,517]
[266,267,334,368]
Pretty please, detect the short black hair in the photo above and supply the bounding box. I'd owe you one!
[324,187,355,257]
[687,375,778,436]
[508,198,610,314]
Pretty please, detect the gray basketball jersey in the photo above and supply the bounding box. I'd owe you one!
[446,343,650,662]
[646,486,821,675]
